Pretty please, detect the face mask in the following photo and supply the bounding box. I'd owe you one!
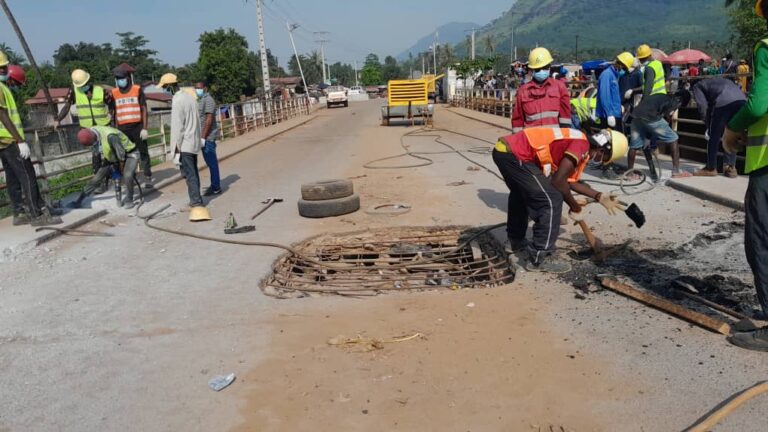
[533,70,550,82]
[80,84,91,93]
[116,78,128,88]
[195,89,205,98]
[0,74,7,82]
[618,70,626,77]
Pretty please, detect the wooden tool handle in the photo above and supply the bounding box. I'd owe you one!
[600,277,732,335]
[576,220,599,251]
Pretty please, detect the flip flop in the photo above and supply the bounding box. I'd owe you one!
[672,171,693,178]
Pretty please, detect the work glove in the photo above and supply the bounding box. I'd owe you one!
[607,116,616,128]
[17,142,31,159]
[53,120,60,130]
[139,129,149,141]
[173,153,181,166]
[568,208,585,222]
[597,192,626,216]
[704,129,710,141]
[722,127,746,154]
[201,138,206,147]
[624,89,633,100]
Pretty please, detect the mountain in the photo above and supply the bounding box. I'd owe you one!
[454,0,729,61]
[397,22,480,60]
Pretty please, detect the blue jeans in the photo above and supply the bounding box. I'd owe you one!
[202,139,221,190]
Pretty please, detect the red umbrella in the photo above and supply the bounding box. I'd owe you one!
[652,48,669,62]
[666,49,712,65]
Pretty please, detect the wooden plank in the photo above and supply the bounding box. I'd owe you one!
[600,277,732,335]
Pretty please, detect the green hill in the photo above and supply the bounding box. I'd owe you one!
[467,0,730,61]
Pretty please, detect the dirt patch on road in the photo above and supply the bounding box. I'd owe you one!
[233,287,638,431]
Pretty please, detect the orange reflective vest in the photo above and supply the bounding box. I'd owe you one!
[111,85,142,126]
[496,127,590,183]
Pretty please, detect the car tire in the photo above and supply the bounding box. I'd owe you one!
[300,179,354,201]
[298,194,360,218]
[344,101,349,107]
[326,102,331,109]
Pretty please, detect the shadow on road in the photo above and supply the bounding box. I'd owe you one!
[477,188,508,212]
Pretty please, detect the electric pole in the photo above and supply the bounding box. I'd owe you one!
[354,60,359,87]
[314,32,329,84]
[286,23,307,92]
[433,31,439,74]
[471,29,476,60]
[575,35,579,63]
[254,0,271,97]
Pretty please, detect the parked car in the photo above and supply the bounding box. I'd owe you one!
[348,86,366,95]
[326,86,348,108]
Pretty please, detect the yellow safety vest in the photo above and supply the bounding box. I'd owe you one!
[91,125,135,163]
[0,82,23,140]
[646,60,667,96]
[746,38,768,174]
[570,88,598,124]
[75,85,110,127]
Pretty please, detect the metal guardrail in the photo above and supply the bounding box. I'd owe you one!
[0,95,311,210]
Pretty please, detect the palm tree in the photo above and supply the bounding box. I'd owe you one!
[484,35,495,56]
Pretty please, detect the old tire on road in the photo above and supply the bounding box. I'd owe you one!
[298,194,360,218]
[300,179,354,201]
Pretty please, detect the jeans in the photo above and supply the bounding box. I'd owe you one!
[0,143,44,217]
[492,150,564,264]
[180,152,203,207]
[202,139,221,190]
[705,101,744,170]
[745,166,768,315]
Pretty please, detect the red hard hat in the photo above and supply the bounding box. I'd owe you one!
[7,65,26,85]
[77,128,97,146]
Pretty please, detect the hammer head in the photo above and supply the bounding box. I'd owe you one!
[625,203,646,228]
[261,198,285,204]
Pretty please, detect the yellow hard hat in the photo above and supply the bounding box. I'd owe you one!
[0,51,8,67]
[616,52,635,70]
[636,44,653,59]
[607,130,628,163]
[757,0,765,17]
[157,73,178,89]
[528,47,554,70]
[189,206,212,222]
[71,69,91,88]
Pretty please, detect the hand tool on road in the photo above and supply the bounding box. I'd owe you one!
[224,213,255,235]
[671,279,750,321]
[599,277,732,335]
[251,197,284,220]
[578,197,646,228]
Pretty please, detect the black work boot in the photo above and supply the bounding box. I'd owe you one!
[728,327,768,352]
[12,212,31,226]
[504,238,528,254]
[525,254,572,274]
[30,208,63,227]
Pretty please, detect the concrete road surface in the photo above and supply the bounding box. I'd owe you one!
[0,100,765,432]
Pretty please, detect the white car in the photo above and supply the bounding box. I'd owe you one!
[347,86,365,95]
[326,86,348,108]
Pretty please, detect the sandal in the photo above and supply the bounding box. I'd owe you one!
[672,170,693,178]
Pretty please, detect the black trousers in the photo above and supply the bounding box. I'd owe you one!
[118,122,151,177]
[0,143,44,217]
[180,152,203,207]
[91,143,109,189]
[705,101,743,170]
[745,166,768,315]
[493,150,563,263]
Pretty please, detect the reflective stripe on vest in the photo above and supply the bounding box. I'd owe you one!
[75,86,110,127]
[648,60,667,95]
[91,125,136,163]
[111,85,142,126]
[745,38,768,173]
[495,128,588,183]
[0,82,23,140]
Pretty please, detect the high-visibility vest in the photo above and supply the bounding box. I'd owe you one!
[0,82,23,140]
[570,88,598,124]
[111,85,142,126]
[746,39,768,174]
[75,85,110,127]
[91,125,136,163]
[645,60,667,96]
[496,127,589,183]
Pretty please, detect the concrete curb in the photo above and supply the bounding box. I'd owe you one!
[33,114,318,248]
[666,179,745,212]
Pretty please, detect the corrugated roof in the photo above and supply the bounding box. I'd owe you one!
[24,88,70,105]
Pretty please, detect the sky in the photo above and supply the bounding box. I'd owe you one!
[0,0,513,68]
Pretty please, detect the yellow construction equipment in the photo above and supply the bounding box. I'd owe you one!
[381,74,444,126]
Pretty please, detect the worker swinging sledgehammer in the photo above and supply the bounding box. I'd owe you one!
[493,127,628,273]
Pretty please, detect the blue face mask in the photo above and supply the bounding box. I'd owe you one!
[533,70,550,82]
[0,74,7,82]
[116,78,128,88]
[195,89,205,98]
[618,70,626,77]
[80,84,91,93]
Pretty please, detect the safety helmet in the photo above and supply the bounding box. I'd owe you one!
[0,51,8,67]
[7,65,26,85]
[71,69,91,88]
[157,73,179,89]
[636,44,653,60]
[606,130,629,163]
[528,47,554,70]
[616,52,635,70]
[77,128,97,146]
[189,206,212,222]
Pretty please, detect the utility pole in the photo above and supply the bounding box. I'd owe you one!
[433,31,439,74]
[575,34,579,63]
[314,32,329,84]
[354,60,359,87]
[421,54,425,76]
[254,0,271,97]
[286,23,307,92]
[471,29,476,60]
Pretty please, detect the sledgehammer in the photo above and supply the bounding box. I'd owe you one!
[251,197,284,220]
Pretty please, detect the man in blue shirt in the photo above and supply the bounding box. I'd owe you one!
[596,52,635,132]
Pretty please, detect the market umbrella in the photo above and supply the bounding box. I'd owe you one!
[651,48,669,62]
[666,49,712,65]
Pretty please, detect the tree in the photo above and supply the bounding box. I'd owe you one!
[289,51,323,85]
[381,55,402,82]
[726,0,766,58]
[53,42,116,84]
[114,32,163,82]
[197,28,251,103]
[360,53,382,85]
[0,43,25,65]
[483,35,495,56]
